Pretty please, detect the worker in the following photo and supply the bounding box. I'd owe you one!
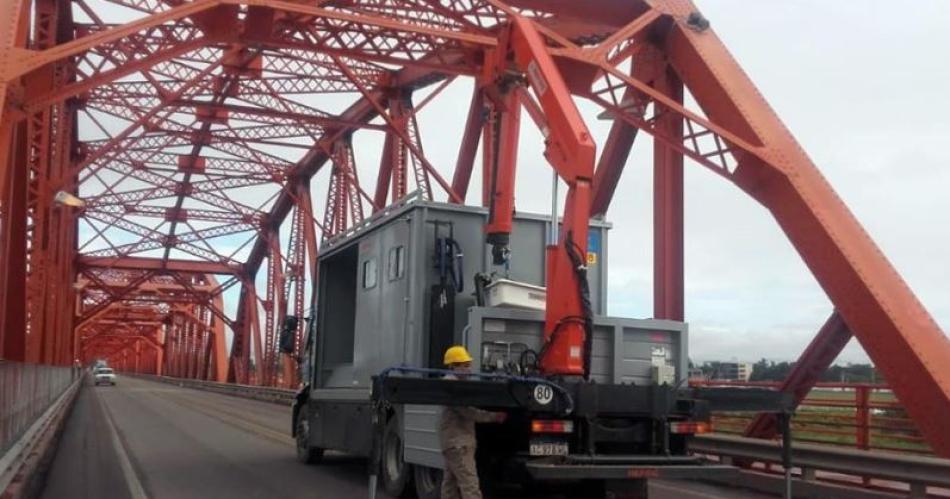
[439,345,505,499]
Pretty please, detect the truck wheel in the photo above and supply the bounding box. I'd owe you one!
[413,465,442,499]
[381,418,411,497]
[295,407,324,464]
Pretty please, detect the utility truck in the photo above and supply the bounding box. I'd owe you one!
[291,198,786,498]
[292,16,788,499]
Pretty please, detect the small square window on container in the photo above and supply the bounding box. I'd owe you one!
[362,258,378,289]
[388,246,405,281]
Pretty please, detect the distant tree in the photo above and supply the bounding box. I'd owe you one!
[821,363,881,383]
[701,358,881,384]
[750,359,794,381]
[749,358,770,381]
[698,361,722,379]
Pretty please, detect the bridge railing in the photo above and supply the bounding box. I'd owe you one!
[691,433,950,498]
[691,380,929,455]
[0,361,78,455]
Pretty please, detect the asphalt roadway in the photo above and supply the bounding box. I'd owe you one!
[39,376,775,499]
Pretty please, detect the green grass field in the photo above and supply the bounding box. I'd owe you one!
[710,388,930,454]
[806,389,897,404]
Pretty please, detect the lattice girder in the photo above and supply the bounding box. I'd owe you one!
[0,0,947,457]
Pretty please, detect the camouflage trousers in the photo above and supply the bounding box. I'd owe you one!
[441,446,482,499]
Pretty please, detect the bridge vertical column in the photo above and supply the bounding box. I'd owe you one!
[22,0,77,366]
[172,319,183,377]
[155,325,165,376]
[451,86,485,204]
[184,318,194,379]
[177,321,185,377]
[653,63,684,321]
[210,290,228,382]
[0,121,28,360]
[182,319,191,378]
[247,282,263,385]
[227,282,248,383]
[189,316,200,379]
[263,228,284,386]
[0,0,31,360]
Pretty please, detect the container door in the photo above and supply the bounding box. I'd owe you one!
[378,220,411,371]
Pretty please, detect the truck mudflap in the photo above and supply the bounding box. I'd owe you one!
[524,455,738,481]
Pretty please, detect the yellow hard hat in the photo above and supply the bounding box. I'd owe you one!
[444,345,473,366]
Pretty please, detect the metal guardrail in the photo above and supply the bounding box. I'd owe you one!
[0,368,81,498]
[693,434,950,498]
[0,361,79,455]
[691,380,929,455]
[135,374,297,405]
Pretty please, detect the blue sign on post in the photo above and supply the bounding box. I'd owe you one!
[587,231,600,266]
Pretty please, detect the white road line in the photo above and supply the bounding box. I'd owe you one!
[94,390,150,499]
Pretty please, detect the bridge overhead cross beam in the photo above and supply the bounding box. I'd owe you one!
[0,0,946,457]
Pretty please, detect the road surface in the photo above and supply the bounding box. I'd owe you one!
[40,376,774,499]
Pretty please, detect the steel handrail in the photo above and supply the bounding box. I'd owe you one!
[692,433,950,490]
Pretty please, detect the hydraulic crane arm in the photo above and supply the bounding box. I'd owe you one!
[485,16,597,377]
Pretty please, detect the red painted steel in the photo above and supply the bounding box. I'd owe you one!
[75,271,229,381]
[745,312,853,439]
[652,64,685,322]
[0,0,946,455]
[696,380,930,455]
[497,16,596,376]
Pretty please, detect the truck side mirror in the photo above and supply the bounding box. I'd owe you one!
[280,316,299,354]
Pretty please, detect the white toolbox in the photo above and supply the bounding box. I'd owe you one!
[651,365,677,386]
[485,279,547,311]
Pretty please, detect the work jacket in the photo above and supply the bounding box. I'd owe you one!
[438,374,498,450]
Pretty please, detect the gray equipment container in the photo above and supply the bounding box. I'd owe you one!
[312,198,610,392]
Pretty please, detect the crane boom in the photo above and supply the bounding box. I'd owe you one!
[485,16,597,377]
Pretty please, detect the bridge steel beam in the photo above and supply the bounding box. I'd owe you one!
[2,0,946,456]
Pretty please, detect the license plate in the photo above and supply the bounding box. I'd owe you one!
[529,440,569,456]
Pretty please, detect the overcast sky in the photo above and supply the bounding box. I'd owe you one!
[77,0,950,366]
[601,0,950,363]
[444,0,950,365]
[238,0,950,365]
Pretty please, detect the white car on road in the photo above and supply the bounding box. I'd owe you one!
[94,368,117,386]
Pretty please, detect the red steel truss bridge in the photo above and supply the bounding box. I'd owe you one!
[1,0,949,460]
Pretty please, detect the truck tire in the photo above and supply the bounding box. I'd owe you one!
[295,406,324,464]
[413,465,442,499]
[381,418,411,497]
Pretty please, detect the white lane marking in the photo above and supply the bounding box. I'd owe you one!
[95,390,150,499]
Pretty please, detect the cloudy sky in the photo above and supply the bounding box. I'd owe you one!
[239,0,950,365]
[600,0,950,363]
[77,0,950,366]
[458,0,950,365]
